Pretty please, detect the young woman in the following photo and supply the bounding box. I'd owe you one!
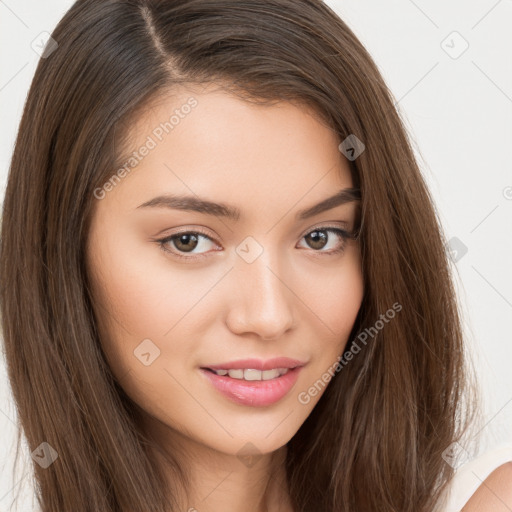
[1,1,510,511]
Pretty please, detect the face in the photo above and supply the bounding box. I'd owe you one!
[86,83,364,460]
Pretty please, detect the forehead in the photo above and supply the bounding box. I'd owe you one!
[106,84,354,222]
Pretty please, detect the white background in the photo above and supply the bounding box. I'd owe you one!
[1,0,511,509]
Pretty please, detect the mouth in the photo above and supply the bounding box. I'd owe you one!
[199,358,306,407]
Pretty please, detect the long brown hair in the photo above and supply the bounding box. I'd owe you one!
[0,1,478,511]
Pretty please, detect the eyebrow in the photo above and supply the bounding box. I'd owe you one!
[136,187,361,221]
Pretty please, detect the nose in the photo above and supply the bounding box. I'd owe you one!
[225,251,296,341]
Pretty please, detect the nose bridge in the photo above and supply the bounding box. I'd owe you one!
[226,237,296,339]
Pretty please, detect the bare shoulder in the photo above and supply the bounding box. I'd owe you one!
[462,461,512,511]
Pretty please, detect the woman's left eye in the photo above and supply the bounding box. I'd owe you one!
[297,227,350,255]
[155,226,352,260]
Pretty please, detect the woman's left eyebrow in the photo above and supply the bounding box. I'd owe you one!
[135,187,361,222]
[296,187,360,220]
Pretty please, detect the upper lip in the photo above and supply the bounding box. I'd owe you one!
[202,357,307,371]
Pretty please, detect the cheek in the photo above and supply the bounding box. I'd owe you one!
[301,249,363,346]
[88,237,211,373]
[87,237,216,432]
[293,250,364,391]
[88,212,216,337]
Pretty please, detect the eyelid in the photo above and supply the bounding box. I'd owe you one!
[298,220,351,238]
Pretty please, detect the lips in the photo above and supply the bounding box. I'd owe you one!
[199,357,306,407]
[200,366,303,407]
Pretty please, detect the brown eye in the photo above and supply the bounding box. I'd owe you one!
[297,226,350,255]
[173,233,200,253]
[305,230,328,250]
[157,230,219,260]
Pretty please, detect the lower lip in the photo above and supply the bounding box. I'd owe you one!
[200,367,303,407]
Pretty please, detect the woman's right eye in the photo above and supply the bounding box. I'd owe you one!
[156,230,219,260]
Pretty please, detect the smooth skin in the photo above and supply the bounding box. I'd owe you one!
[462,462,512,511]
[86,83,363,512]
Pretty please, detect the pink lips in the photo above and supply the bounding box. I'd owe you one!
[200,357,306,407]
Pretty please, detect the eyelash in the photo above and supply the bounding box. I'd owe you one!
[154,225,356,261]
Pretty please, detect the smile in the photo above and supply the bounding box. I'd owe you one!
[205,368,289,380]
[199,366,304,407]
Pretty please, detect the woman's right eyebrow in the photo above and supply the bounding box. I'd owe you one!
[135,187,361,222]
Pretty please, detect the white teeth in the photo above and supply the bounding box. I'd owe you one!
[261,369,280,380]
[212,368,290,380]
[227,369,244,379]
[243,369,262,381]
